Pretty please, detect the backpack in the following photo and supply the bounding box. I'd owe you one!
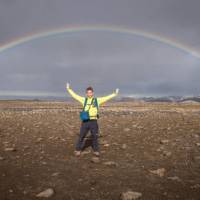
[80,98,99,121]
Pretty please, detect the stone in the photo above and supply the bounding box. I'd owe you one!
[122,144,127,149]
[103,161,118,167]
[91,157,100,163]
[163,151,172,157]
[103,143,110,147]
[191,184,200,189]
[124,128,130,132]
[36,188,54,198]
[149,168,166,177]
[4,147,16,152]
[0,156,5,160]
[100,140,108,145]
[51,172,60,177]
[120,190,142,200]
[36,138,43,142]
[81,150,91,155]
[196,143,200,147]
[160,140,169,144]
[167,176,181,182]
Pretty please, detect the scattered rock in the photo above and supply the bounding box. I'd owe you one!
[124,128,130,132]
[160,140,169,144]
[122,144,127,149]
[103,143,110,147]
[23,190,28,195]
[91,157,100,163]
[192,134,199,138]
[81,150,91,155]
[163,151,172,157]
[100,140,109,145]
[51,172,60,177]
[149,168,166,177]
[0,156,5,160]
[167,176,181,182]
[156,146,164,152]
[196,143,200,147]
[120,190,142,200]
[9,189,13,193]
[36,188,55,198]
[191,184,200,189]
[103,161,118,167]
[23,145,29,150]
[4,147,16,152]
[90,180,97,185]
[36,138,43,142]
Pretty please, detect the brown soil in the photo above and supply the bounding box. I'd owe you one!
[0,101,200,200]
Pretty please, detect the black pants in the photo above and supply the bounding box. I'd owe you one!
[75,119,99,152]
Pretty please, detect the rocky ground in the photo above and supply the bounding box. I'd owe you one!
[0,100,200,200]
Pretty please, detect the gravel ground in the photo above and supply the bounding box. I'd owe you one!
[0,101,200,200]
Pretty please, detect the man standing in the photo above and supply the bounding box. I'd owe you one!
[66,83,119,156]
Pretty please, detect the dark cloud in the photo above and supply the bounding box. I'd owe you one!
[0,0,200,97]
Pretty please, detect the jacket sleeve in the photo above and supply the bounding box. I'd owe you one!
[97,92,118,106]
[67,88,85,105]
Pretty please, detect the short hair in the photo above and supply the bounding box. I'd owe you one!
[86,86,93,92]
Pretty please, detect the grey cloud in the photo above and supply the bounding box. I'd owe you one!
[0,0,200,97]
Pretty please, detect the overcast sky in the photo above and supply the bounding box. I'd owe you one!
[0,0,200,97]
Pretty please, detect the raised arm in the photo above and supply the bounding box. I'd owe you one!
[66,83,85,105]
[97,88,119,106]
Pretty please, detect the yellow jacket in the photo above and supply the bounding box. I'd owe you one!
[67,87,118,120]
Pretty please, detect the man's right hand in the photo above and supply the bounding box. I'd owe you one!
[66,83,70,90]
[115,88,119,94]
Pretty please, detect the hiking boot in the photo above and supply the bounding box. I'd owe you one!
[74,150,81,156]
[93,151,100,156]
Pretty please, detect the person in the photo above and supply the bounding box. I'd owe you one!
[66,83,119,156]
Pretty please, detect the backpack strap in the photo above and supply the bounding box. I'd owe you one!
[83,98,88,111]
[94,98,99,109]
[83,97,98,111]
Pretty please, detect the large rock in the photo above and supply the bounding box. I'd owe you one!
[36,188,55,198]
[120,190,142,200]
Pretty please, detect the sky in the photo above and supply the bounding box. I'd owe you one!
[0,0,200,97]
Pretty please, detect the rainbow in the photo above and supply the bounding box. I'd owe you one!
[0,25,200,59]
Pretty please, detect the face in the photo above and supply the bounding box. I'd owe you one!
[86,90,94,98]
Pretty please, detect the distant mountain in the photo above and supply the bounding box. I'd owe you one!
[180,96,200,103]
[118,96,200,103]
[0,95,200,103]
[0,95,70,101]
[139,96,183,102]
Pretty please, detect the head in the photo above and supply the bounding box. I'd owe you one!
[86,86,94,98]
